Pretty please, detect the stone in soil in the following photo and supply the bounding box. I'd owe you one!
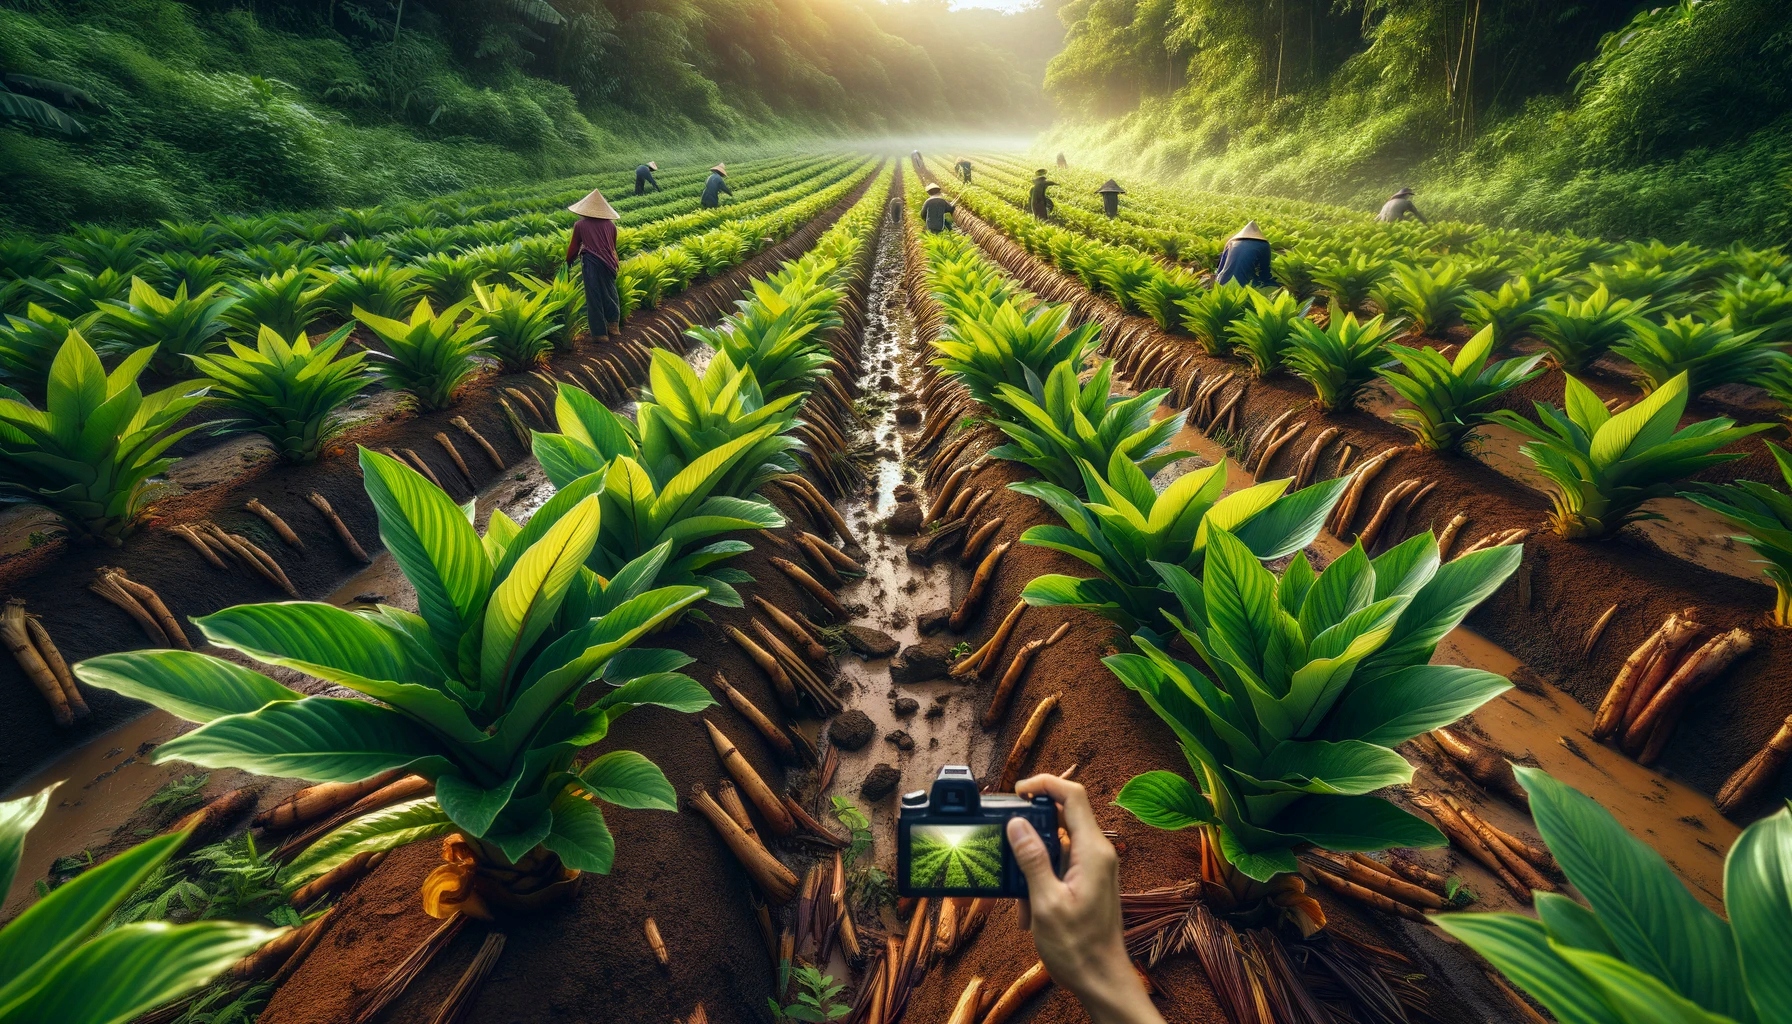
[894,405,922,426]
[893,697,919,716]
[883,501,923,535]
[893,483,917,502]
[891,639,951,684]
[916,607,950,635]
[352,592,386,604]
[861,764,902,800]
[830,709,876,751]
[925,704,945,719]
[886,730,915,751]
[842,624,900,659]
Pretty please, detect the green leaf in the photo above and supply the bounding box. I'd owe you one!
[542,788,615,874]
[0,920,275,1024]
[579,751,676,810]
[481,493,602,692]
[1249,739,1414,795]
[1535,891,1621,959]
[1518,765,1749,1018]
[592,672,714,716]
[1115,771,1213,830]
[284,797,455,884]
[1320,665,1512,746]
[1554,944,1743,1024]
[0,786,50,904]
[1435,914,1625,1024]
[154,697,449,783]
[359,446,491,649]
[1270,793,1444,851]
[73,650,300,723]
[1724,803,1792,1022]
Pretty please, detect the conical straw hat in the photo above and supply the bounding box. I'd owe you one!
[711,163,727,175]
[925,183,942,193]
[1095,179,1126,194]
[568,189,619,220]
[1230,220,1267,241]
[647,161,657,170]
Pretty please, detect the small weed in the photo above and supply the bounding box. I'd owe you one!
[769,965,849,1023]
[112,832,298,928]
[169,981,275,1024]
[145,772,212,817]
[1444,876,1478,907]
[830,795,873,863]
[948,640,972,658]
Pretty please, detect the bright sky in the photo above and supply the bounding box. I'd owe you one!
[947,0,1035,10]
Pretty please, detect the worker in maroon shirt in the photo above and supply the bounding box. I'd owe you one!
[565,188,621,339]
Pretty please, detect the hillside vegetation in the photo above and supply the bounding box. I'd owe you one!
[1043,0,1791,245]
[0,0,1057,230]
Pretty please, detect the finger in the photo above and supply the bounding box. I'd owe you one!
[1015,897,1032,930]
[1007,814,1061,898]
[1015,774,1104,853]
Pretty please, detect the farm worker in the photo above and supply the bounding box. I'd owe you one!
[701,163,732,209]
[888,193,906,225]
[634,161,660,194]
[955,158,972,183]
[1376,186,1428,224]
[1214,221,1274,288]
[1096,179,1125,219]
[1006,774,1168,1024]
[1055,152,1068,169]
[921,184,955,234]
[566,188,622,339]
[1029,169,1056,219]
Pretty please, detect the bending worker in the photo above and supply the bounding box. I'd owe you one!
[701,163,732,209]
[1376,186,1428,224]
[1214,220,1274,287]
[920,183,954,234]
[888,192,906,225]
[634,161,660,194]
[1096,179,1125,219]
[1029,169,1056,219]
[566,187,622,340]
[955,157,972,183]
[1056,152,1068,169]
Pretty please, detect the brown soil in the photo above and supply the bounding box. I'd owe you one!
[947,203,1792,813]
[0,166,882,793]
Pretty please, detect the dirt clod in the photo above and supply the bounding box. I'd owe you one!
[883,501,923,535]
[886,730,915,751]
[894,405,922,426]
[861,764,902,800]
[842,625,900,659]
[830,710,876,751]
[891,639,951,684]
[893,697,919,716]
[916,608,950,635]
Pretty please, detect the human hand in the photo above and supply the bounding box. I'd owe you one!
[1006,775,1163,1024]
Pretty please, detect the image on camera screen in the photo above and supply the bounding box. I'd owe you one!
[909,823,1003,889]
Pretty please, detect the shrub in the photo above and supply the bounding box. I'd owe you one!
[0,331,206,543]
[1175,280,1257,356]
[471,281,559,371]
[1112,529,1519,880]
[224,269,327,340]
[76,449,713,889]
[189,324,375,463]
[1092,250,1160,313]
[987,358,1189,495]
[57,225,155,276]
[0,303,98,400]
[1134,265,1200,332]
[1461,278,1543,345]
[93,278,238,373]
[1310,251,1390,311]
[1438,768,1791,1024]
[1485,372,1770,538]
[1375,261,1473,335]
[355,298,489,411]
[1683,440,1792,625]
[1379,326,1547,452]
[688,272,843,402]
[229,242,321,277]
[309,259,424,320]
[1528,284,1650,371]
[1712,273,1792,343]
[634,348,802,497]
[1233,289,1309,377]
[414,252,489,305]
[149,252,232,295]
[24,268,130,316]
[1285,309,1405,412]
[1613,314,1781,395]
[931,302,1100,421]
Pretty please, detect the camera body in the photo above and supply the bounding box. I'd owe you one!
[896,766,1060,898]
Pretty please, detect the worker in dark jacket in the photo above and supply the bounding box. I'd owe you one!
[1213,221,1273,288]
[565,188,622,339]
[888,194,906,225]
[1096,179,1125,219]
[955,158,972,183]
[1375,187,1427,224]
[1029,169,1056,219]
[920,184,954,233]
[701,163,732,209]
[1055,152,1068,169]
[634,162,660,194]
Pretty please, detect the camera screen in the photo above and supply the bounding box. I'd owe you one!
[908,823,1004,890]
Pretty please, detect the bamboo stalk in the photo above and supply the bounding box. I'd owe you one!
[89,573,169,646]
[2,600,72,726]
[245,498,303,549]
[433,432,474,485]
[644,917,669,966]
[1450,797,1556,892]
[172,523,229,569]
[771,556,848,621]
[704,719,795,837]
[106,570,189,649]
[305,493,372,563]
[997,693,1061,791]
[707,672,800,764]
[716,780,759,840]
[957,516,1006,568]
[1717,714,1792,816]
[1435,512,1470,559]
[949,541,1010,632]
[1306,863,1428,922]
[981,962,1051,1024]
[1593,609,1698,740]
[750,596,829,666]
[1628,627,1753,763]
[256,769,406,831]
[982,622,1069,728]
[726,624,799,712]
[688,784,798,903]
[943,977,984,1024]
[20,610,85,718]
[450,416,505,470]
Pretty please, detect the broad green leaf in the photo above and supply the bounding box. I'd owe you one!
[154,697,450,783]
[359,446,492,649]
[1554,944,1742,1024]
[579,750,676,810]
[1271,793,1444,850]
[284,797,454,883]
[542,787,615,874]
[1724,803,1792,1021]
[591,672,714,716]
[0,920,275,1024]
[481,493,602,691]
[0,786,50,903]
[1249,739,1413,795]
[1436,914,1624,1024]
[1320,664,1512,746]
[74,650,300,723]
[1114,771,1212,830]
[1536,892,1621,959]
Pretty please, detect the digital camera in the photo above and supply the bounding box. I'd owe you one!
[896,766,1061,898]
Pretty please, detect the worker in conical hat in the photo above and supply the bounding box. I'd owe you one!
[566,188,622,339]
[635,161,660,195]
[921,183,955,234]
[1029,169,1057,219]
[954,157,972,183]
[1214,220,1273,288]
[1095,179,1126,219]
[702,163,733,209]
[1376,187,1427,224]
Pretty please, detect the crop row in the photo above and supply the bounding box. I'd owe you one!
[0,162,894,1024]
[906,156,1792,1024]
[0,159,878,545]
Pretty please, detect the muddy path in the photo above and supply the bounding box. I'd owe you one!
[0,165,882,792]
[936,198,1792,813]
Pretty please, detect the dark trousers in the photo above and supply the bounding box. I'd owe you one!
[580,252,621,335]
[635,181,646,195]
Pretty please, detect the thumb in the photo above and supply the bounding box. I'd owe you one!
[1007,816,1059,892]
